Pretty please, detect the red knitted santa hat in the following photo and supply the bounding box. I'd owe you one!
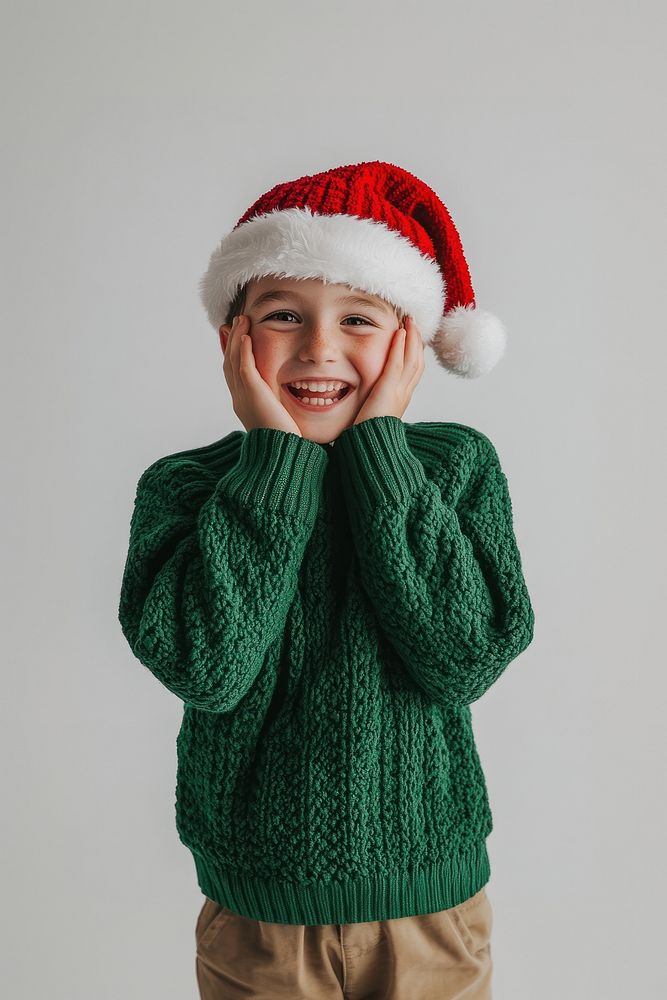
[199,160,507,378]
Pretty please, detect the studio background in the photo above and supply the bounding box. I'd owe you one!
[2,1,665,997]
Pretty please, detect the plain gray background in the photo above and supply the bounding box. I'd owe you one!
[3,1,665,997]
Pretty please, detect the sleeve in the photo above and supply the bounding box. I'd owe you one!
[118,428,328,713]
[333,416,535,709]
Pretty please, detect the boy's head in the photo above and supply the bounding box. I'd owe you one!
[200,161,508,405]
[218,274,407,443]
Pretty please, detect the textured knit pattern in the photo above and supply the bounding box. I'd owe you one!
[236,160,475,316]
[118,416,535,925]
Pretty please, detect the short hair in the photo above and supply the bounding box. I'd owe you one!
[224,283,248,326]
[224,280,406,327]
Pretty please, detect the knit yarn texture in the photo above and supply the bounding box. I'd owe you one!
[118,416,535,925]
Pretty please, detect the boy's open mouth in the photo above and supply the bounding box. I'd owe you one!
[282,382,353,411]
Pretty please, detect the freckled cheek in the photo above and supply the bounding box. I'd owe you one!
[355,362,384,397]
[246,332,286,386]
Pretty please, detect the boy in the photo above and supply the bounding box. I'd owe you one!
[118,161,535,999]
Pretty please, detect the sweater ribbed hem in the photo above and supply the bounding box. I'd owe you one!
[191,842,491,926]
[217,428,328,520]
[333,416,429,516]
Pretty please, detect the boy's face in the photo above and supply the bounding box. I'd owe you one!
[218,275,403,444]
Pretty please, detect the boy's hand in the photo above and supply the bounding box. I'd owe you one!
[353,315,425,425]
[222,315,303,436]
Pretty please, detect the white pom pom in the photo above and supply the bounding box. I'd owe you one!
[427,304,508,378]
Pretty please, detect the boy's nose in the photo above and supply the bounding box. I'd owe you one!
[297,324,340,351]
[301,322,330,338]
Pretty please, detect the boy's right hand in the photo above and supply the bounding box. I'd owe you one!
[222,315,303,436]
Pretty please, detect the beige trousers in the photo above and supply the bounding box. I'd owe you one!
[195,886,493,999]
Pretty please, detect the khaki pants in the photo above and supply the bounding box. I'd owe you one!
[195,886,493,999]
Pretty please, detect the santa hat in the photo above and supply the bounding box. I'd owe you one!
[199,161,507,378]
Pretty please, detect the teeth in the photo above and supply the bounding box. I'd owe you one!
[288,380,348,391]
[297,396,340,406]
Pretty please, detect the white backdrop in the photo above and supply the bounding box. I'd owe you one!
[2,1,665,997]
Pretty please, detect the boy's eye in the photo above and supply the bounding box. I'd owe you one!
[265,310,373,327]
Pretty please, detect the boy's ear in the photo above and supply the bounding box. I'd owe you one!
[218,324,230,353]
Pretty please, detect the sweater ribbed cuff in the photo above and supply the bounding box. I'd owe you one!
[218,428,328,520]
[333,416,429,514]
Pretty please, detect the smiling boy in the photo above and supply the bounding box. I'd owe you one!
[118,161,535,1000]
[218,274,419,444]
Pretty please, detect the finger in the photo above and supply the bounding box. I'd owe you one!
[222,317,236,376]
[389,326,409,384]
[223,316,242,386]
[237,320,259,384]
[223,315,241,360]
[226,316,248,394]
[231,315,247,369]
[235,318,248,378]
[390,325,407,366]
[404,316,424,375]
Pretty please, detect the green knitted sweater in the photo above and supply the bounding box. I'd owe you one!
[118,415,534,926]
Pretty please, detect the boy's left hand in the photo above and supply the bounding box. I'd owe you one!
[353,315,425,425]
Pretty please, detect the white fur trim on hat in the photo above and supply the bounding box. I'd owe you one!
[199,206,507,377]
[199,206,444,338]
